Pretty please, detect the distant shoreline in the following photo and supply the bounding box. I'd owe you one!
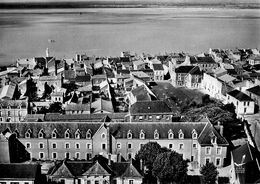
[0,1,259,9]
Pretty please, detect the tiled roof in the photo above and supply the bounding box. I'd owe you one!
[91,98,114,113]
[197,122,228,146]
[65,103,90,112]
[0,84,16,99]
[247,85,260,97]
[190,56,216,64]
[110,122,206,139]
[75,74,91,82]
[24,114,45,122]
[0,163,40,179]
[44,113,126,122]
[218,74,236,83]
[227,90,253,101]
[64,70,76,80]
[0,99,27,108]
[188,66,202,75]
[83,161,111,176]
[175,66,194,73]
[130,101,172,115]
[152,64,164,71]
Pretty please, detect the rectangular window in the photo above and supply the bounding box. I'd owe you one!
[52,152,57,159]
[169,144,173,149]
[193,143,197,149]
[205,158,210,164]
[129,180,134,184]
[26,142,31,149]
[179,143,184,150]
[117,143,121,149]
[206,147,211,155]
[75,143,80,149]
[140,144,144,149]
[39,143,44,149]
[216,147,221,155]
[87,181,91,184]
[244,108,247,113]
[65,152,70,159]
[86,153,92,161]
[244,102,246,106]
[191,156,194,162]
[247,101,250,106]
[39,152,44,159]
[128,153,132,160]
[102,143,106,150]
[87,143,92,150]
[52,143,57,149]
[128,143,132,149]
[65,143,70,149]
[75,152,80,159]
[95,181,99,184]
[216,158,221,166]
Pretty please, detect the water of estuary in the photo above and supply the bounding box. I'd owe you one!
[0,8,259,65]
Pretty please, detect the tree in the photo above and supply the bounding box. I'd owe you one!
[200,162,219,184]
[152,151,188,184]
[135,142,162,171]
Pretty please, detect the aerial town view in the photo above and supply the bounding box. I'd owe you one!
[0,0,260,184]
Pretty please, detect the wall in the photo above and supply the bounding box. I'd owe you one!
[0,138,10,163]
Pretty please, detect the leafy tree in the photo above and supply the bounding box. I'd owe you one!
[152,151,188,184]
[42,82,53,99]
[48,102,63,114]
[135,142,162,171]
[200,162,219,184]
[24,77,38,101]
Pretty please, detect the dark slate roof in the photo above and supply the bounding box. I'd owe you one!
[197,122,229,146]
[75,74,91,82]
[227,89,253,101]
[175,66,194,73]
[190,56,216,64]
[44,113,127,122]
[0,122,102,139]
[110,122,206,139]
[64,70,76,80]
[189,66,202,75]
[130,101,172,115]
[232,142,259,164]
[152,64,164,71]
[120,57,130,63]
[117,70,130,75]
[247,85,260,97]
[0,163,40,179]
[0,99,27,108]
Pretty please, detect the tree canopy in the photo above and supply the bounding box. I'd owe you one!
[152,151,188,184]
[48,102,64,114]
[200,162,219,184]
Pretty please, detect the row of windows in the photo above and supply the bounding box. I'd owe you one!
[205,157,222,167]
[126,129,198,140]
[205,147,222,155]
[133,114,169,121]
[0,111,23,116]
[36,152,92,160]
[26,142,92,150]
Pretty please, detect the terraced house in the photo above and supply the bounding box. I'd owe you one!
[0,120,228,169]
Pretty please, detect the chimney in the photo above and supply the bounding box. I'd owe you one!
[216,121,224,136]
[106,123,111,154]
[118,153,122,162]
[108,153,111,166]
[140,159,143,171]
[46,48,49,57]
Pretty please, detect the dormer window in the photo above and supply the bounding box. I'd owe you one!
[192,129,197,139]
[75,129,81,139]
[178,130,184,139]
[127,130,132,139]
[38,129,44,138]
[210,131,217,144]
[140,130,145,139]
[86,129,92,139]
[154,129,159,139]
[65,129,70,139]
[25,129,32,138]
[52,129,58,138]
[168,129,174,139]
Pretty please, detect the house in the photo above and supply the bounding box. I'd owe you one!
[226,89,255,115]
[0,120,228,169]
[152,64,164,81]
[130,71,150,82]
[185,66,203,89]
[0,84,18,100]
[0,163,42,184]
[36,75,63,97]
[127,85,152,105]
[75,74,91,86]
[47,156,143,184]
[0,130,30,163]
[51,92,64,103]
[0,99,28,122]
[190,56,218,72]
[133,59,149,70]
[172,66,195,87]
[246,85,260,107]
[128,101,174,122]
[230,142,260,184]
[91,98,114,114]
[247,54,260,65]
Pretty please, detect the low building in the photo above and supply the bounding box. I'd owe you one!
[230,142,260,184]
[152,64,164,81]
[128,101,175,122]
[247,54,260,65]
[246,85,260,107]
[171,65,195,87]
[226,89,255,115]
[64,103,91,114]
[0,163,42,184]
[185,66,203,89]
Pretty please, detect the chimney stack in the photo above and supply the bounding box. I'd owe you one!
[140,159,143,171]
[108,153,111,166]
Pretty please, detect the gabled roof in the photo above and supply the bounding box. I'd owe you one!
[152,64,164,71]
[50,160,74,178]
[218,74,236,83]
[75,74,91,82]
[91,98,114,113]
[130,85,151,102]
[190,56,216,64]
[197,122,228,146]
[232,142,259,164]
[247,85,260,97]
[227,89,253,101]
[188,66,202,75]
[0,84,16,99]
[175,66,194,73]
[0,163,40,179]
[130,101,172,115]
[65,103,90,112]
[120,163,143,178]
[83,161,111,176]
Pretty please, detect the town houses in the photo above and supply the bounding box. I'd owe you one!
[1,48,260,184]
